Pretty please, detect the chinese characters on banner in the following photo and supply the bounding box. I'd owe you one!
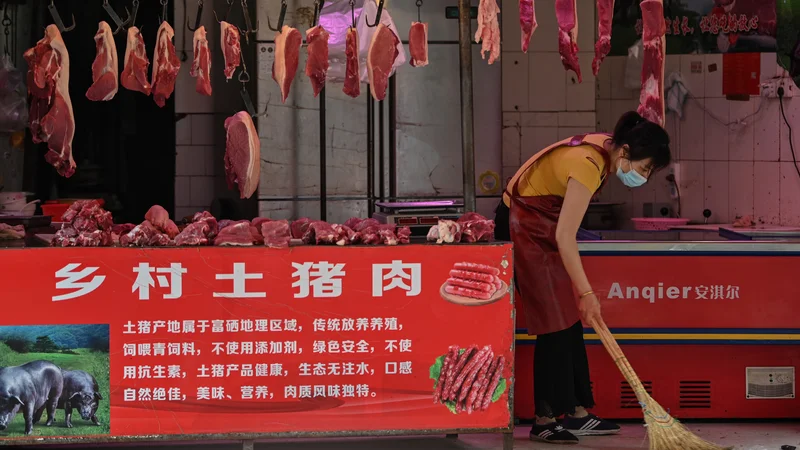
[1,245,514,440]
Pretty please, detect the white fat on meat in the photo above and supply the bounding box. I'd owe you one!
[221,21,241,80]
[637,0,666,126]
[86,21,119,101]
[367,24,400,101]
[272,25,302,103]
[408,22,429,67]
[555,0,581,81]
[224,111,261,199]
[592,0,615,76]
[519,0,537,53]
[475,0,501,64]
[150,21,180,108]
[191,26,212,96]
[120,27,151,95]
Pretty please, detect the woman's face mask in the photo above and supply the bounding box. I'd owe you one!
[616,158,648,188]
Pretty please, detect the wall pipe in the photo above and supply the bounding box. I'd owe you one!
[319,86,327,221]
[367,86,375,217]
[378,99,385,201]
[458,0,476,212]
[389,75,397,199]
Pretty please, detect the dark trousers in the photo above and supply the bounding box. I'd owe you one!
[494,201,595,418]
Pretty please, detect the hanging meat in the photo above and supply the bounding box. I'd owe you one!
[555,0,581,82]
[474,0,501,64]
[191,26,212,96]
[519,0,537,53]
[24,24,76,178]
[151,21,180,107]
[637,0,666,126]
[86,21,119,101]
[221,21,241,80]
[224,111,261,199]
[343,27,360,98]
[272,25,302,103]
[305,25,330,97]
[593,0,615,76]
[120,27,151,95]
[367,24,399,101]
[409,22,429,67]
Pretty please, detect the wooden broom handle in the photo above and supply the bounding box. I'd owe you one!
[590,317,650,403]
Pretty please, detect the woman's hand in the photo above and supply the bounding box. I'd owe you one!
[578,292,602,326]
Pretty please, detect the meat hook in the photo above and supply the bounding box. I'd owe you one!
[130,0,140,27]
[158,0,169,24]
[2,5,12,57]
[47,0,75,33]
[266,0,287,32]
[365,0,385,27]
[102,0,132,35]
[311,0,324,28]
[416,0,422,22]
[237,0,258,44]
[349,0,355,27]
[238,57,267,118]
[186,0,203,32]
[212,0,234,24]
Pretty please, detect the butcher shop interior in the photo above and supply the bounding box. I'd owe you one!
[1,0,800,448]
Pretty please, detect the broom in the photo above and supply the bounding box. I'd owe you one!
[591,317,733,450]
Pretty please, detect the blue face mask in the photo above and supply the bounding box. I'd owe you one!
[616,159,648,188]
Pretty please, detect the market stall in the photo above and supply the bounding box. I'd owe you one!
[514,240,800,420]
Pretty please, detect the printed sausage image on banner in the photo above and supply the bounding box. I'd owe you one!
[430,345,507,414]
[0,324,110,437]
[440,262,509,306]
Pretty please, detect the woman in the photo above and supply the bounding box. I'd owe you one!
[494,111,671,444]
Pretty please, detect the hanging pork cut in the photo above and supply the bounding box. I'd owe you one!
[637,0,666,126]
[593,0,615,76]
[191,25,212,96]
[151,21,180,107]
[305,25,330,97]
[86,21,119,101]
[221,21,241,80]
[224,111,261,199]
[475,0,501,64]
[272,25,302,103]
[120,27,151,95]
[409,22,429,67]
[519,0,537,53]
[343,27,360,98]
[24,24,76,178]
[367,24,399,101]
[556,0,581,82]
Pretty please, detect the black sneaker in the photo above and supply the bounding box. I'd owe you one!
[530,423,579,444]
[562,413,621,436]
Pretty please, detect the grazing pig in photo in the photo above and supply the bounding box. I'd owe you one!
[0,360,63,435]
[58,370,101,427]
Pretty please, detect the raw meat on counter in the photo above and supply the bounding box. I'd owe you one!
[519,0,537,53]
[174,211,218,246]
[343,27,360,98]
[475,0,501,65]
[191,26,212,96]
[111,223,135,243]
[272,25,302,103]
[556,0,581,82]
[224,111,261,199]
[120,221,172,246]
[427,213,495,244]
[151,21,180,107]
[52,200,113,247]
[121,27,151,95]
[592,0,615,76]
[367,24,400,101]
[215,221,255,246]
[305,25,330,97]
[145,205,179,238]
[86,21,119,101]
[25,25,76,178]
[408,22,429,67]
[262,220,291,248]
[221,21,241,80]
[0,224,25,240]
[637,0,666,126]
[292,217,410,246]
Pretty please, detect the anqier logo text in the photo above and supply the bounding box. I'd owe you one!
[607,282,741,303]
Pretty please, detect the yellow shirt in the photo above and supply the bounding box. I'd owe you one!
[503,137,608,207]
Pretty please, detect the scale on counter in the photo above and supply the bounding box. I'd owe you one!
[372,200,464,237]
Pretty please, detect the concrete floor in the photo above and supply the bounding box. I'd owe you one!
[25,423,800,450]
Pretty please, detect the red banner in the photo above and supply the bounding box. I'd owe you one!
[0,245,514,441]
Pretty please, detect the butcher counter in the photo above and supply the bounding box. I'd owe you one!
[514,237,800,421]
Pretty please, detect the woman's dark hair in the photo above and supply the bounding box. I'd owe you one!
[611,111,671,173]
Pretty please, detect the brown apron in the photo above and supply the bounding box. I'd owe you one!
[506,134,611,336]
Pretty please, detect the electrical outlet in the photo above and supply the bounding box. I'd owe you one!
[669,163,681,200]
[762,78,796,98]
[781,80,795,98]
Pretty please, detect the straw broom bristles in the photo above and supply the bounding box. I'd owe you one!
[591,317,733,450]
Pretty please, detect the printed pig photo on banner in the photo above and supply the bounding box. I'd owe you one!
[0,325,110,437]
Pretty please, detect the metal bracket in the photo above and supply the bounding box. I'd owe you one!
[48,0,75,33]
[365,0,384,27]
[239,0,258,43]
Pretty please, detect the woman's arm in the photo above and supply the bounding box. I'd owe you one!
[555,178,602,325]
